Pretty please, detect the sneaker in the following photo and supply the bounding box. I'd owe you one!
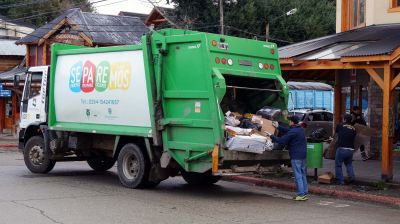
[362,155,370,161]
[293,195,308,201]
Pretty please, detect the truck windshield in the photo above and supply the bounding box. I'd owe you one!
[23,72,42,102]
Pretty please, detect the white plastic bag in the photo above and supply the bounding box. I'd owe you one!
[225,126,253,135]
[225,111,241,127]
[226,134,268,154]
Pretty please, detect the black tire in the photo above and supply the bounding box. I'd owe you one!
[143,181,160,188]
[87,157,116,171]
[117,143,150,189]
[23,136,56,174]
[181,170,221,185]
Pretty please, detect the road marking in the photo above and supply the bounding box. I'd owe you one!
[318,201,334,206]
[335,204,350,208]
[318,201,351,208]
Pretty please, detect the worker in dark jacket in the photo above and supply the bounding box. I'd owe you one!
[335,114,357,185]
[269,116,308,201]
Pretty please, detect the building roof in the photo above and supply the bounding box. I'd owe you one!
[145,6,178,28]
[287,82,333,91]
[279,24,400,59]
[0,66,26,81]
[118,11,149,23]
[0,39,26,56]
[16,8,149,45]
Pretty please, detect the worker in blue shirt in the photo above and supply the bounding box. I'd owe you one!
[268,116,308,201]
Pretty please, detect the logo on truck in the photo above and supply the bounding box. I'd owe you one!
[69,60,131,93]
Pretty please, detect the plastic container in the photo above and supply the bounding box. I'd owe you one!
[306,142,323,168]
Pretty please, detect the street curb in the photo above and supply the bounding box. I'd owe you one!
[224,176,400,207]
[0,144,17,148]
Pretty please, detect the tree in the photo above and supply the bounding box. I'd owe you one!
[0,0,94,27]
[167,0,336,46]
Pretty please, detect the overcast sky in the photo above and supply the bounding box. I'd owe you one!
[89,0,173,15]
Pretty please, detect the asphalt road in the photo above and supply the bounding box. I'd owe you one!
[0,149,399,224]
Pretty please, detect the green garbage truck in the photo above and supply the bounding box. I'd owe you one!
[18,29,289,188]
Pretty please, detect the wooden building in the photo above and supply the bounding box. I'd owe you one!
[16,8,149,67]
[0,14,35,133]
[279,0,400,181]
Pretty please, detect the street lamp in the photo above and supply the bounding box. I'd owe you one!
[266,8,298,41]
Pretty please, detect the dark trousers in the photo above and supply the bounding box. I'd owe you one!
[335,147,355,184]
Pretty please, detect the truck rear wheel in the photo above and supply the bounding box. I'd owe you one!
[181,170,220,185]
[87,157,116,171]
[24,136,56,174]
[117,143,150,189]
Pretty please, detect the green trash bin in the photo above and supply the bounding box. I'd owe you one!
[306,142,323,181]
[306,142,323,168]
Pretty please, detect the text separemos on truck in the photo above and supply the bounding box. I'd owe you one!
[19,29,289,188]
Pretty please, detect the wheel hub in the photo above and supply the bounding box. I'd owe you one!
[122,154,139,180]
[29,145,44,165]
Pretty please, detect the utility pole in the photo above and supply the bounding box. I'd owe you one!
[265,8,297,42]
[219,0,224,34]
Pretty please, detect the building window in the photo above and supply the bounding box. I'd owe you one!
[350,0,365,29]
[389,0,400,12]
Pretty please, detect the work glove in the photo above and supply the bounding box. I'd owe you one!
[263,131,272,137]
[272,121,279,128]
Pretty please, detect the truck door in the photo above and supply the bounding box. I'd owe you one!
[20,67,48,129]
[160,40,223,173]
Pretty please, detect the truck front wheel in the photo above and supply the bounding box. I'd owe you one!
[181,170,220,185]
[24,136,56,173]
[87,157,116,171]
[117,143,149,188]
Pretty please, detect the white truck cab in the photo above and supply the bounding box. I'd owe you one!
[19,66,49,129]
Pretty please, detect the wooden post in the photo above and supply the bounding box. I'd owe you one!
[42,43,47,66]
[11,92,17,135]
[26,45,30,67]
[382,63,393,181]
[358,85,363,109]
[334,71,342,128]
[0,98,5,133]
[350,85,354,112]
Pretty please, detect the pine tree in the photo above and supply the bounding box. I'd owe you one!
[169,0,336,46]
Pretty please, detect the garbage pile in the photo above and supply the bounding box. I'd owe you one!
[308,128,330,142]
[224,106,281,154]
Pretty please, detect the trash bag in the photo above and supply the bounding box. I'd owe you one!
[226,134,269,154]
[239,118,260,130]
[225,116,240,127]
[309,128,330,142]
[256,106,281,121]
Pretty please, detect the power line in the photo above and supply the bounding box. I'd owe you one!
[94,0,129,8]
[0,0,50,9]
[5,0,110,22]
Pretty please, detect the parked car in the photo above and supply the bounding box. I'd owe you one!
[289,109,334,138]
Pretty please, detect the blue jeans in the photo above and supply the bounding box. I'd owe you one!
[335,147,355,184]
[291,159,308,196]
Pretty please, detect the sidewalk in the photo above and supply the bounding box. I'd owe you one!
[0,132,18,147]
[309,159,400,184]
[226,158,400,207]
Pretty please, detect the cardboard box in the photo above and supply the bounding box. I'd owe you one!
[260,118,276,135]
[354,124,377,137]
[318,172,334,184]
[251,115,263,124]
[231,112,243,119]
